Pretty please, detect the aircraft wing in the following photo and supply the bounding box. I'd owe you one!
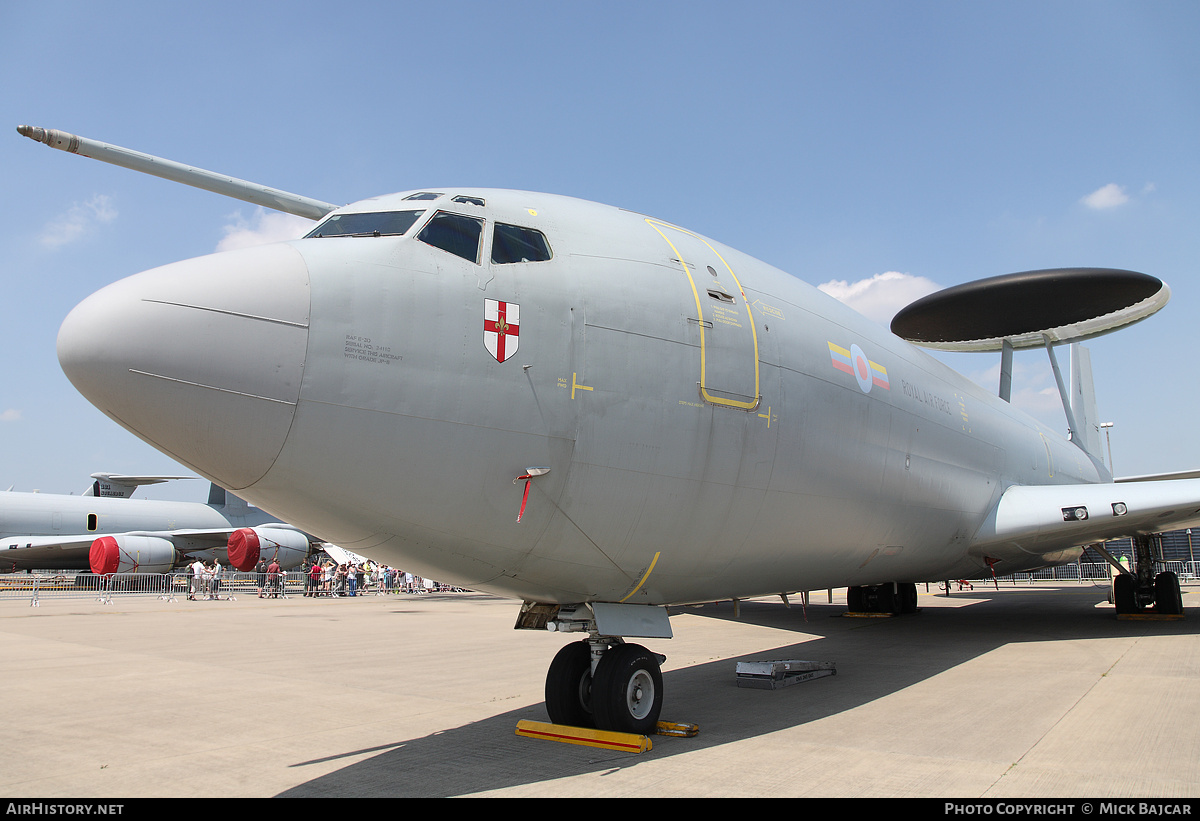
[2,525,307,572]
[972,477,1200,558]
[1115,469,1200,483]
[2,533,102,569]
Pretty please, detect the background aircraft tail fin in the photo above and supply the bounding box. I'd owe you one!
[1069,344,1105,467]
[207,483,250,513]
[85,473,190,498]
[207,483,226,506]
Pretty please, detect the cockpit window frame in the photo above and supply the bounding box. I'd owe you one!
[303,209,426,239]
[416,210,485,264]
[490,222,553,265]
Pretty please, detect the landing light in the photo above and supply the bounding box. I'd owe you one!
[1112,502,1128,516]
[1062,506,1089,522]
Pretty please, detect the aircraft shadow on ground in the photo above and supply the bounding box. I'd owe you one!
[278,585,1197,797]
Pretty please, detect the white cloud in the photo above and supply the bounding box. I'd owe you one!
[1081,183,1129,210]
[216,209,313,252]
[38,194,118,247]
[0,409,21,423]
[818,271,940,325]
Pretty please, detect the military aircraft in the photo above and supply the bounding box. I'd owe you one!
[1,470,313,574]
[21,125,1200,735]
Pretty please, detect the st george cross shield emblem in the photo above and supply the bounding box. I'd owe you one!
[484,299,520,362]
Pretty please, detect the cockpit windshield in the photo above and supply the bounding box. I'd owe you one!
[304,210,424,238]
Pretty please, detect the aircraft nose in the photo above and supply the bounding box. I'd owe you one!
[58,243,310,490]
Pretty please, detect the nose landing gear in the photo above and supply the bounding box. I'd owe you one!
[528,601,672,736]
[545,637,665,735]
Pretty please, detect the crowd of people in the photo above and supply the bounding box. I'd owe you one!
[184,554,452,600]
[187,557,225,600]
[299,559,451,597]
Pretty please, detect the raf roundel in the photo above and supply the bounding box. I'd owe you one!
[828,341,890,394]
[850,344,873,394]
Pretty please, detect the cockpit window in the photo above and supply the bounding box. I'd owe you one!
[417,211,483,263]
[403,192,443,201]
[451,195,486,207]
[305,210,424,238]
[491,223,553,264]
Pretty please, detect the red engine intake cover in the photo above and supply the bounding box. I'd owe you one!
[227,528,262,571]
[89,536,121,575]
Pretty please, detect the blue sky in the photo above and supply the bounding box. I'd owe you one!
[2,1,1199,500]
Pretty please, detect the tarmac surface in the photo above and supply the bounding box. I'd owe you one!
[2,580,1198,798]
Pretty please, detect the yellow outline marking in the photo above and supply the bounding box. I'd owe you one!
[571,372,593,400]
[646,219,760,410]
[619,551,661,602]
[757,405,774,428]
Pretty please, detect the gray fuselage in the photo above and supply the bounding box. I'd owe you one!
[57,189,1102,603]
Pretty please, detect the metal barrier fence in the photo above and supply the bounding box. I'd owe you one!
[0,571,307,606]
[3,562,1196,607]
[994,560,1199,584]
[0,570,460,606]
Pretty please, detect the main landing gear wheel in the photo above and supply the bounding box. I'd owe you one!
[848,582,918,615]
[591,643,663,735]
[1154,571,1183,615]
[1112,571,1182,615]
[545,640,595,728]
[1113,573,1137,614]
[888,582,918,614]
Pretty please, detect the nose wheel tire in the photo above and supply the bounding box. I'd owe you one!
[545,640,595,728]
[591,643,663,735]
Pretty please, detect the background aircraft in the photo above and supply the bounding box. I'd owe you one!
[83,472,189,498]
[22,124,1200,738]
[1,470,313,574]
